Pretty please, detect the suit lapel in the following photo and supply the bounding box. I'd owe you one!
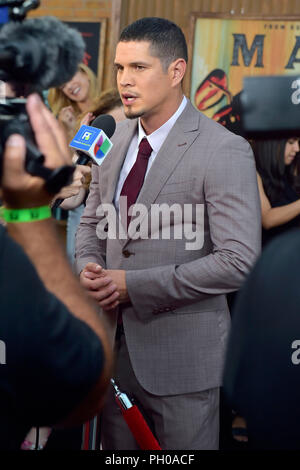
[124,101,201,246]
[99,119,138,204]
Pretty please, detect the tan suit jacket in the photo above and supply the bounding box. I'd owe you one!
[75,100,261,396]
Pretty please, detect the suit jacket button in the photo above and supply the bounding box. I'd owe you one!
[122,249,132,258]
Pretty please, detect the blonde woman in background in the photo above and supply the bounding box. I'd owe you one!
[48,63,99,142]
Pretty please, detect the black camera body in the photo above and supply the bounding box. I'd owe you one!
[241,75,300,139]
[0,98,75,192]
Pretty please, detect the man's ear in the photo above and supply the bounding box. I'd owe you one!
[169,59,187,87]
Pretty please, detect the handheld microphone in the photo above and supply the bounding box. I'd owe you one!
[70,114,116,166]
[52,114,116,209]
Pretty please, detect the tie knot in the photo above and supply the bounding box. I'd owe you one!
[138,138,152,158]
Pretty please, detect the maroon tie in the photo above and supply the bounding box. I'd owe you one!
[120,138,152,228]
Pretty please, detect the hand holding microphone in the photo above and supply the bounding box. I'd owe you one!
[53,165,91,211]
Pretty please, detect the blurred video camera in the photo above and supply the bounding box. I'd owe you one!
[224,74,300,139]
[0,0,85,191]
[240,75,300,139]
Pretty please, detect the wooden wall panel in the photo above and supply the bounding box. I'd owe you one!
[119,0,300,95]
[120,0,300,35]
[25,0,300,92]
[28,0,116,90]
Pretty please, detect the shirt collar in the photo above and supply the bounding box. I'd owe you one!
[137,96,187,153]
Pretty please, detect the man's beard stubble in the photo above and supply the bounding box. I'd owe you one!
[124,106,145,120]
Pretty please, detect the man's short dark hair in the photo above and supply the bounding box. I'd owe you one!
[119,17,188,71]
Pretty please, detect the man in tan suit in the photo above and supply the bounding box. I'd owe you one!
[75,17,261,450]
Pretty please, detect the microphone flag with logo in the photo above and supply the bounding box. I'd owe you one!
[69,114,116,167]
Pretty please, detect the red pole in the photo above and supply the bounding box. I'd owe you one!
[112,379,162,450]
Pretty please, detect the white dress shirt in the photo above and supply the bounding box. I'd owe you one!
[114,96,187,211]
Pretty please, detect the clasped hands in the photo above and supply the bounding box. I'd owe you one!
[80,263,129,311]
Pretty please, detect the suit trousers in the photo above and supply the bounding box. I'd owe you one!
[101,331,220,450]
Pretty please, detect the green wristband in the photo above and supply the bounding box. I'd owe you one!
[2,205,52,223]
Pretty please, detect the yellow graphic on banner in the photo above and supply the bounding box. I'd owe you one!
[191,18,300,128]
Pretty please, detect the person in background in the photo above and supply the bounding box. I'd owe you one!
[78,87,125,128]
[224,228,300,449]
[48,63,99,142]
[254,137,300,246]
[230,137,300,444]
